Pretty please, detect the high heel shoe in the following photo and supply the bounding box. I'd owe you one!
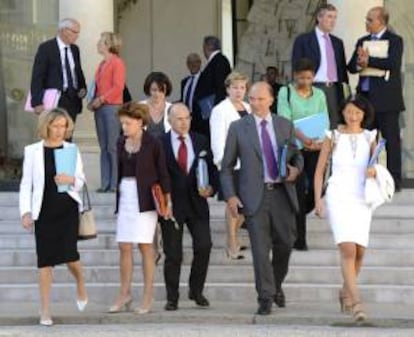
[338,290,352,314]
[135,307,151,315]
[352,302,368,323]
[76,297,88,312]
[225,247,244,260]
[108,296,133,313]
[39,313,53,327]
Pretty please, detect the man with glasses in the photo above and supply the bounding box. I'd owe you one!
[30,18,86,125]
[348,6,405,192]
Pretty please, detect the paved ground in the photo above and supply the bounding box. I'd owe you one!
[2,301,414,336]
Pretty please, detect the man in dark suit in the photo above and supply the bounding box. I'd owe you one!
[180,53,201,112]
[292,3,348,127]
[160,103,218,311]
[30,18,86,123]
[221,82,303,315]
[348,6,405,191]
[191,36,232,139]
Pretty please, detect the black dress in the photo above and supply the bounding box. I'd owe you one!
[34,146,80,268]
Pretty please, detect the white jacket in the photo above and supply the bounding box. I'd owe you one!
[19,140,85,220]
[209,97,251,170]
[140,99,172,133]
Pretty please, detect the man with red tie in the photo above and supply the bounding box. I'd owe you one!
[160,103,218,311]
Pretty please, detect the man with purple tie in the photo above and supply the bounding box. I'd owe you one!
[292,3,348,128]
[220,82,303,315]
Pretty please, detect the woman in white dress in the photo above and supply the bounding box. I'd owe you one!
[210,72,251,259]
[314,95,377,323]
[109,102,172,314]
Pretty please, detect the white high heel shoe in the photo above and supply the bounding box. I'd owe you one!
[39,317,53,326]
[76,297,88,312]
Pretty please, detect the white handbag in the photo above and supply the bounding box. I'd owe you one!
[365,164,395,210]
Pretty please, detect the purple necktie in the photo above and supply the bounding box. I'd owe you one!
[260,120,278,180]
[323,34,337,82]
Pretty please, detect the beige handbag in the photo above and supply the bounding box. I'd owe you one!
[78,184,97,240]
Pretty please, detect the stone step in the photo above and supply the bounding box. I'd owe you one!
[2,217,413,234]
[1,282,413,304]
[1,265,413,286]
[1,248,413,267]
[0,231,411,250]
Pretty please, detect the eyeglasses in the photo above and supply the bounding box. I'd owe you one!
[365,17,374,24]
[66,27,80,34]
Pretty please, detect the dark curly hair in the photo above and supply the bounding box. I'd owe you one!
[143,71,172,97]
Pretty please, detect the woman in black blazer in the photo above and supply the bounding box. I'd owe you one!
[109,102,171,314]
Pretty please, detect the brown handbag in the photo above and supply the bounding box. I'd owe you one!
[78,183,97,240]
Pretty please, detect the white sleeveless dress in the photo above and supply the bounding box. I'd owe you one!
[325,129,377,247]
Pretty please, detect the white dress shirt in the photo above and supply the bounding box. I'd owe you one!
[254,113,279,183]
[170,129,195,172]
[183,71,200,111]
[314,27,338,83]
[56,36,78,90]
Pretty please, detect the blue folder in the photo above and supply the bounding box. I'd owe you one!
[368,138,386,167]
[197,94,216,120]
[293,112,330,147]
[54,145,78,192]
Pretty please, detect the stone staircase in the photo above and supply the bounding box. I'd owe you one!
[0,191,414,307]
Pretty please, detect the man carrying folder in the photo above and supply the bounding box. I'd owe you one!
[30,18,86,124]
[348,6,405,192]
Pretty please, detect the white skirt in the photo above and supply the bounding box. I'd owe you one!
[116,178,157,243]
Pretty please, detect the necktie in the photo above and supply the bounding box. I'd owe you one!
[323,34,337,82]
[361,35,378,92]
[177,136,188,174]
[260,120,278,180]
[184,75,194,109]
[64,47,75,92]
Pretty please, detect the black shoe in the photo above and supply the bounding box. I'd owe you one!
[256,299,272,315]
[164,301,178,311]
[293,241,308,251]
[274,289,286,308]
[189,292,210,307]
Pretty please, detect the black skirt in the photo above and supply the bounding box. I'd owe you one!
[34,146,80,268]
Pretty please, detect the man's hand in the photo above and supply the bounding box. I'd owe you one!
[78,88,87,99]
[34,105,44,115]
[357,47,369,68]
[199,186,213,199]
[285,164,300,182]
[227,196,243,218]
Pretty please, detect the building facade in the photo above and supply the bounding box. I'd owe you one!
[0,0,413,188]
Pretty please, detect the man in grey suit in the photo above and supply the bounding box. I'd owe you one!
[221,82,303,315]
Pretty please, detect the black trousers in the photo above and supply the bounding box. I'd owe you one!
[245,187,295,302]
[313,83,340,129]
[372,110,402,188]
[58,92,82,123]
[295,150,320,247]
[160,215,212,302]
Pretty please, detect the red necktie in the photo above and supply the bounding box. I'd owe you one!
[177,136,188,174]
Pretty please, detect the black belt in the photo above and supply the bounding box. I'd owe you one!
[314,81,338,88]
[264,182,282,190]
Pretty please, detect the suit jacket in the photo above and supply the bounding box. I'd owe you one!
[191,52,231,132]
[292,30,349,85]
[209,97,251,170]
[30,38,86,109]
[115,132,171,213]
[162,131,219,223]
[347,29,405,113]
[19,140,85,220]
[220,114,304,216]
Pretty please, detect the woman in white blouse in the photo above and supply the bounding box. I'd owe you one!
[210,72,251,259]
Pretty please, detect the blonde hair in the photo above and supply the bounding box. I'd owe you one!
[37,108,74,140]
[100,32,122,55]
[224,71,249,88]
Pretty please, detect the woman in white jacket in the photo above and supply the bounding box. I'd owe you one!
[210,72,250,259]
[19,109,87,326]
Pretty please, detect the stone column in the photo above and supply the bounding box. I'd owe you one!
[330,0,384,89]
[59,0,114,188]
